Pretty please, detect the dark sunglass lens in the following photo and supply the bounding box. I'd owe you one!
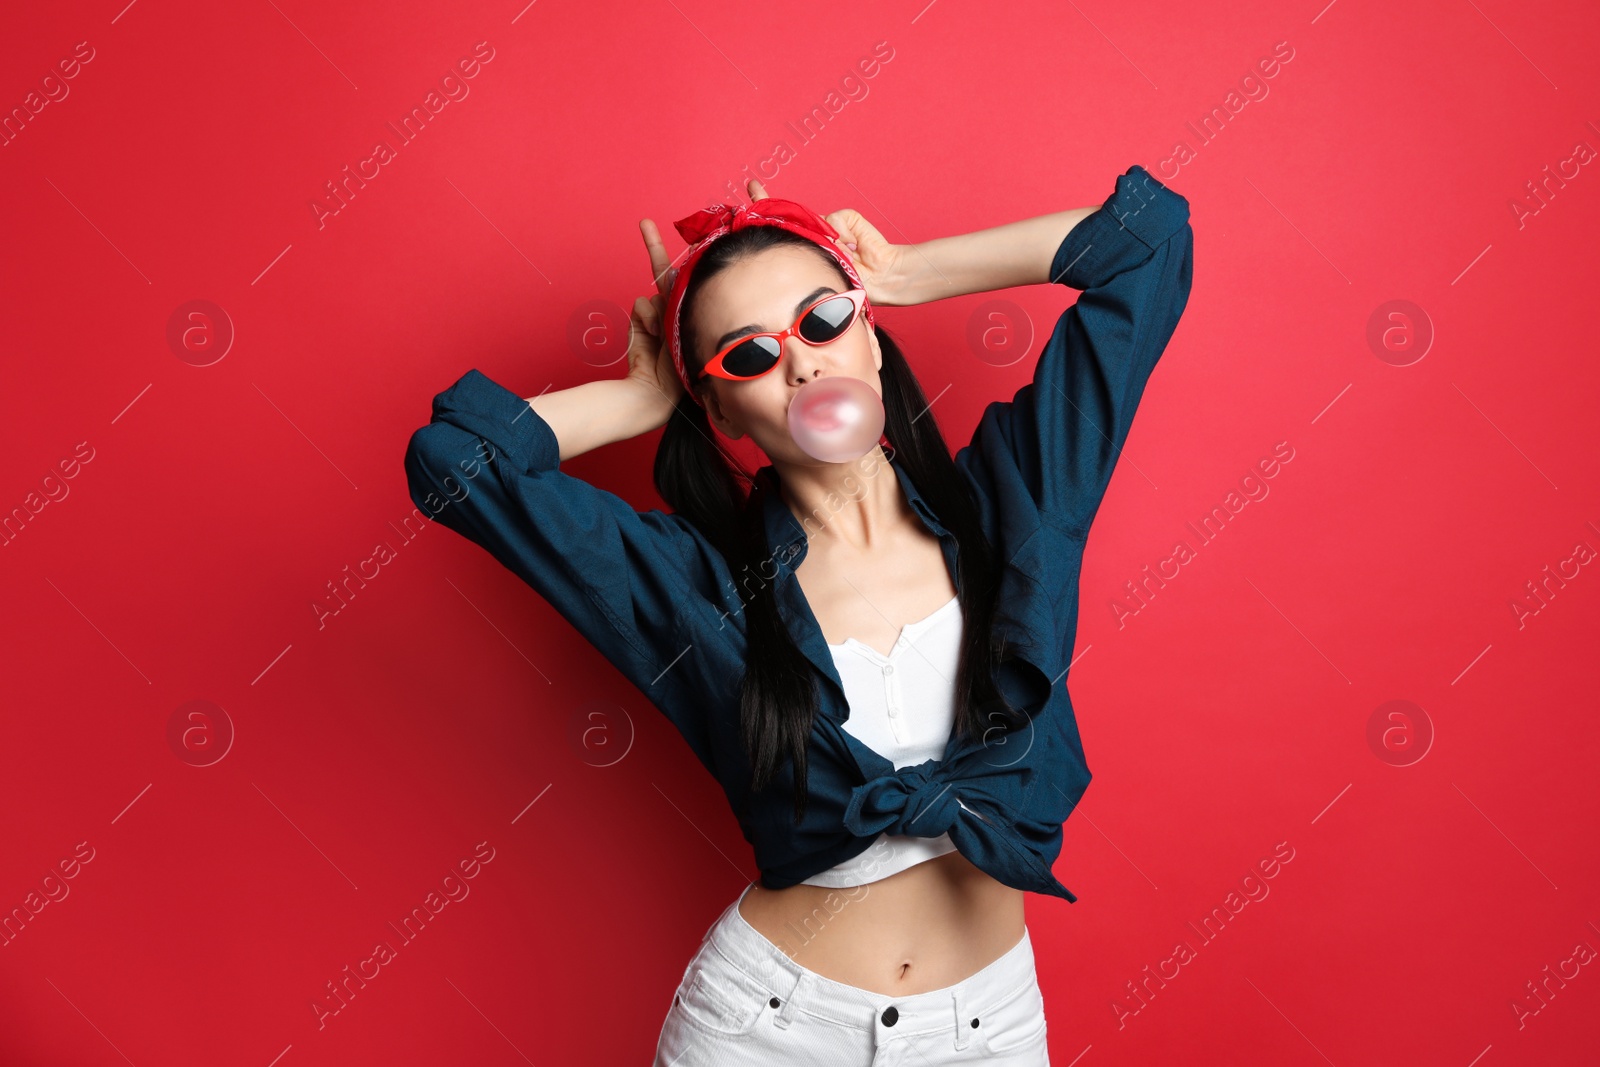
[798,296,857,343]
[721,335,783,377]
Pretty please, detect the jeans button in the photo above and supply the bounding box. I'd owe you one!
[881,1005,898,1026]
[769,996,780,1008]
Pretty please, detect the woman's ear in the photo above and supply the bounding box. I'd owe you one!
[700,383,744,440]
[869,325,883,373]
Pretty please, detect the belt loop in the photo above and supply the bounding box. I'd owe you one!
[774,970,808,1029]
[951,984,970,1051]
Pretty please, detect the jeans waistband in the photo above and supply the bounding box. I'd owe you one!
[700,880,1038,1039]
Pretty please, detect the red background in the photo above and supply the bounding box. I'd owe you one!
[3,0,1598,1063]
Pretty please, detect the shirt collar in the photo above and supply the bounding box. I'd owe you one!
[759,451,949,571]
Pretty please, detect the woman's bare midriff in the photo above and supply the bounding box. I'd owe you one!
[736,849,1025,996]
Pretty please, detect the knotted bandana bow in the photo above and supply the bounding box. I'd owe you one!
[662,197,876,407]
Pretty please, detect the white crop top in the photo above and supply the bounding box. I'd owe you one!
[801,593,964,888]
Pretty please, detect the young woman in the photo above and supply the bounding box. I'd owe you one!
[403,166,1193,1065]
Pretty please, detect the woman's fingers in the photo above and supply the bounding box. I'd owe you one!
[824,209,862,251]
[640,218,675,295]
[746,178,768,201]
[828,208,874,236]
[634,294,661,336]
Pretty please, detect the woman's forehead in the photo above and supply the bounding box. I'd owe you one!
[700,245,842,327]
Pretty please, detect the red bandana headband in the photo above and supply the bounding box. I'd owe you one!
[663,197,877,407]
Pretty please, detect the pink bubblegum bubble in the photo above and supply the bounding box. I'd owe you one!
[787,375,885,463]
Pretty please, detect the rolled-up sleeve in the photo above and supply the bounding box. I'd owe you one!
[960,164,1193,541]
[403,368,719,768]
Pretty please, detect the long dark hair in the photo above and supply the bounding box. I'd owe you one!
[652,226,1025,822]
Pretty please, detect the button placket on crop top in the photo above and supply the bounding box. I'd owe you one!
[403,164,1194,904]
[828,594,959,755]
[800,595,966,887]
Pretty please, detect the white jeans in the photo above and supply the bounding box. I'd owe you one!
[653,881,1051,1066]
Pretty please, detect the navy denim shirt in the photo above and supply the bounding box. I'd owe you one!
[404,164,1192,904]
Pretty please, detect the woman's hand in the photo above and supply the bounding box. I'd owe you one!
[822,208,912,306]
[623,219,686,415]
[746,179,914,307]
[622,291,683,411]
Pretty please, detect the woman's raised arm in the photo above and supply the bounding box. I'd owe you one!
[523,376,671,464]
[524,219,686,461]
[886,206,1102,306]
[821,201,1101,307]
[404,366,725,773]
[956,164,1194,541]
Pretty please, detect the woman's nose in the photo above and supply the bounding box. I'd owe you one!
[783,334,826,384]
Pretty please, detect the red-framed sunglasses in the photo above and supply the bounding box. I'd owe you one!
[702,289,870,381]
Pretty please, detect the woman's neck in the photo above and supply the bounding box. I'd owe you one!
[773,446,906,552]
